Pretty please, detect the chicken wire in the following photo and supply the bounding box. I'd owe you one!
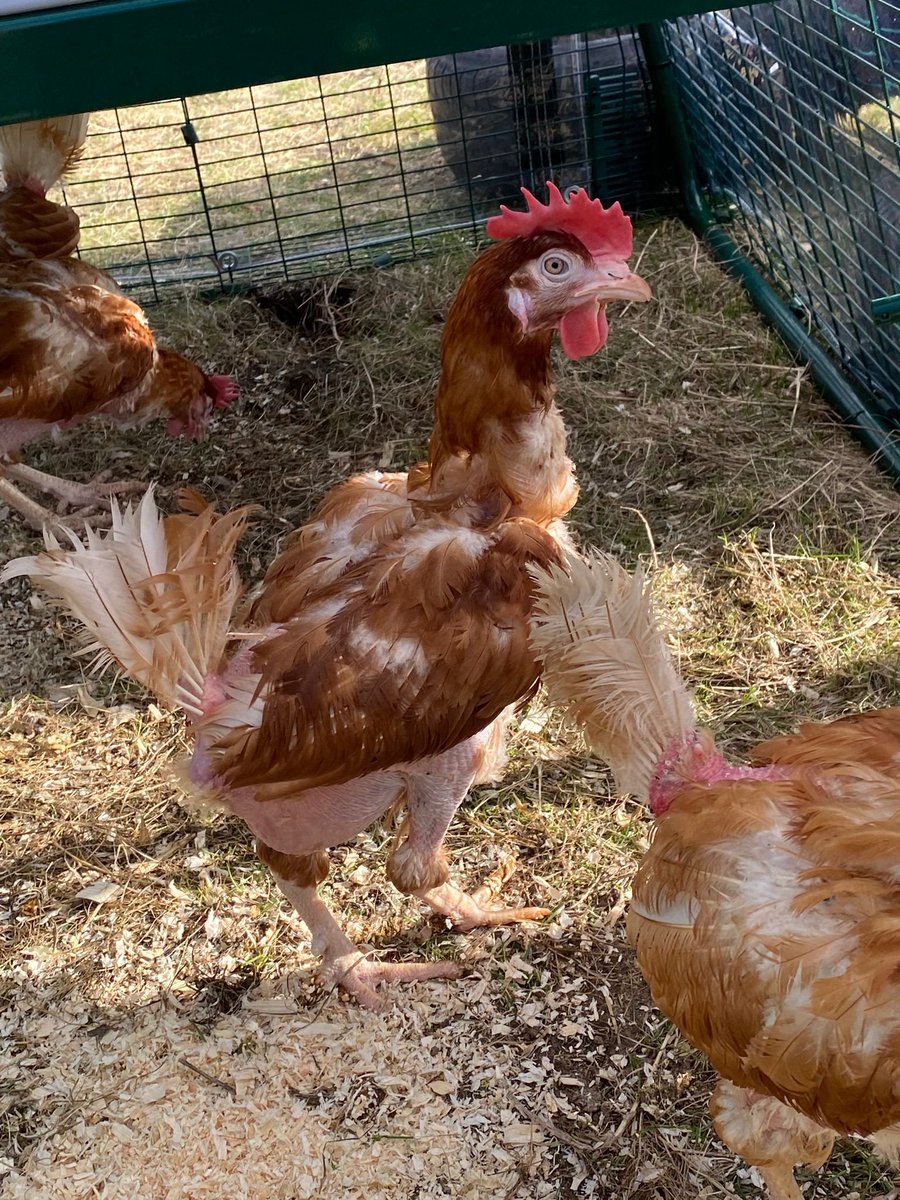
[57,31,662,304]
[665,1,900,420]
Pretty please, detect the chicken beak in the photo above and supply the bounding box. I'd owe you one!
[591,271,653,305]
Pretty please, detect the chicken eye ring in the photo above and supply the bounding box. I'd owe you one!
[541,253,571,278]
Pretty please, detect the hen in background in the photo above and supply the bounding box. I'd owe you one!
[0,114,87,261]
[3,184,650,1008]
[0,114,237,530]
[531,552,900,1200]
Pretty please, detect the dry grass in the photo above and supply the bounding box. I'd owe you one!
[2,218,900,1198]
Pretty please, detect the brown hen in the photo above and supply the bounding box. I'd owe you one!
[0,114,87,261]
[0,115,237,529]
[3,184,650,1008]
[531,552,900,1200]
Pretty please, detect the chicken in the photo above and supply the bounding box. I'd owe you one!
[2,184,651,1008]
[0,116,238,530]
[752,706,900,776]
[1,257,238,527]
[530,552,900,1200]
[0,114,87,261]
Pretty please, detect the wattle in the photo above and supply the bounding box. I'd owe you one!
[559,302,609,360]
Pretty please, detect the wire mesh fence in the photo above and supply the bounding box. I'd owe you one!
[666,1,900,421]
[55,30,662,303]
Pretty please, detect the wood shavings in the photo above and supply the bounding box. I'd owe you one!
[3,982,569,1200]
[73,880,121,904]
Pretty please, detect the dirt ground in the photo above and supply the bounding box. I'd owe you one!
[1,219,899,1199]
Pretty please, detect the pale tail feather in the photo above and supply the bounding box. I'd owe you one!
[529,552,696,801]
[0,115,90,189]
[869,1126,900,1166]
[0,487,250,719]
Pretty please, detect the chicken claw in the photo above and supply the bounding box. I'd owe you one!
[270,870,464,1010]
[323,950,464,1011]
[419,855,551,932]
[3,462,144,523]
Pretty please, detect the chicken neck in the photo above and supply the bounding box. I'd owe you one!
[420,242,579,527]
[649,733,791,816]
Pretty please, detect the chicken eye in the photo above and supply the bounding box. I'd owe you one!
[541,254,570,278]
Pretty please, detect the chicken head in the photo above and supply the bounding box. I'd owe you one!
[488,183,651,359]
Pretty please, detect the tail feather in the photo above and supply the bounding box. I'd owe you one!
[0,115,89,189]
[0,487,251,719]
[530,552,696,800]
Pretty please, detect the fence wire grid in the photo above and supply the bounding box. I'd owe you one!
[54,31,660,302]
[667,0,899,419]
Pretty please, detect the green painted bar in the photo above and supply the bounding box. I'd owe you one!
[0,0,719,124]
[873,294,900,324]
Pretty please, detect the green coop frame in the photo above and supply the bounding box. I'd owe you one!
[0,0,898,477]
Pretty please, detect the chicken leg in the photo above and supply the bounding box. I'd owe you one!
[388,726,551,930]
[5,461,144,517]
[0,461,145,531]
[0,475,77,531]
[254,725,546,1008]
[710,1079,835,1200]
[258,844,462,1010]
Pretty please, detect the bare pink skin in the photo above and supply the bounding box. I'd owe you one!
[0,419,55,458]
[21,176,47,197]
[649,735,789,816]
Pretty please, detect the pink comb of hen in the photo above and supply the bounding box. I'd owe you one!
[486,181,633,259]
[207,374,239,409]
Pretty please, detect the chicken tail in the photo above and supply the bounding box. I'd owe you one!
[529,551,696,801]
[0,114,90,191]
[0,487,252,720]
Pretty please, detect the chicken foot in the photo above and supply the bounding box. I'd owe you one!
[418,856,551,930]
[710,1079,834,1200]
[0,462,144,531]
[0,475,83,531]
[5,461,145,511]
[251,725,546,1009]
[262,847,462,1010]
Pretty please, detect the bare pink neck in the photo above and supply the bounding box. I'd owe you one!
[648,735,788,816]
[21,176,47,197]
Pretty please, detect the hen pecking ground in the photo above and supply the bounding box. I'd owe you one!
[1,219,899,1200]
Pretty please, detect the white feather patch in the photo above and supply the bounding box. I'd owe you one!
[529,551,697,801]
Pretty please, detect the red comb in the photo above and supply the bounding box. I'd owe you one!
[486,182,633,260]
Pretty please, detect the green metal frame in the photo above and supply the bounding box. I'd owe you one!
[638,22,900,481]
[0,0,717,124]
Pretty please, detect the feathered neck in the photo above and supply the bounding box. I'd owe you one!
[420,239,577,526]
[431,242,555,455]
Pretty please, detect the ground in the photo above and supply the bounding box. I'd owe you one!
[1,218,899,1199]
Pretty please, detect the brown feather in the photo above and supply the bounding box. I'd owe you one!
[0,185,81,261]
[217,513,562,791]
[753,708,900,775]
[626,770,900,1134]
[0,260,217,450]
[533,553,900,1153]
